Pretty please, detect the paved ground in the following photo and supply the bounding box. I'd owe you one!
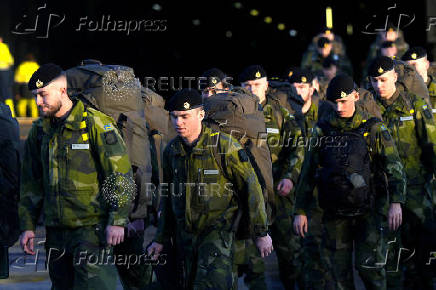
[0,226,285,290]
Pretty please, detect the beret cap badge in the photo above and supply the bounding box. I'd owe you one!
[183,102,190,110]
[301,76,307,83]
[211,78,218,84]
[411,53,417,60]
[340,91,347,98]
[255,71,261,78]
[378,67,384,74]
[36,79,43,88]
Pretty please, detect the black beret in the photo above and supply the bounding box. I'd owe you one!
[288,68,313,84]
[239,65,267,83]
[326,74,356,102]
[165,88,203,112]
[317,37,331,48]
[368,56,394,77]
[28,63,63,90]
[402,46,427,61]
[201,68,227,89]
[381,41,396,49]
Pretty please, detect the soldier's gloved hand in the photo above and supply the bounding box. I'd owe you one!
[106,225,125,246]
[255,234,273,258]
[277,179,293,196]
[293,215,308,238]
[388,202,402,231]
[20,230,35,255]
[147,241,164,260]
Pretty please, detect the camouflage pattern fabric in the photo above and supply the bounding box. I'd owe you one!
[44,224,118,290]
[19,100,133,230]
[374,88,436,289]
[155,125,268,289]
[295,106,406,288]
[232,239,266,290]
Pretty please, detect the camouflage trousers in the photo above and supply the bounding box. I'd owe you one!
[44,224,118,290]
[232,238,266,290]
[270,194,304,290]
[177,227,234,290]
[114,228,153,290]
[399,184,436,290]
[321,211,386,290]
[301,205,327,289]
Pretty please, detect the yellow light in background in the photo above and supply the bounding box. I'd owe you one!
[347,24,353,35]
[277,23,285,31]
[264,16,272,24]
[250,9,259,16]
[326,7,333,29]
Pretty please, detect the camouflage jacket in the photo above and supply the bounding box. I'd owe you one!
[295,107,406,215]
[155,125,268,243]
[19,100,133,230]
[262,94,303,184]
[374,87,436,185]
[427,74,436,110]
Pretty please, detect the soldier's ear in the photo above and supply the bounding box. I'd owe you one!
[354,91,360,101]
[197,108,205,121]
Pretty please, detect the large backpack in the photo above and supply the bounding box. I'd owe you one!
[0,103,20,247]
[316,118,380,216]
[203,87,274,238]
[141,86,176,218]
[66,60,152,220]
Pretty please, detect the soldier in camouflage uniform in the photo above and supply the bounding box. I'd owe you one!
[294,75,406,290]
[305,27,347,57]
[19,64,134,289]
[289,69,328,288]
[402,47,436,110]
[369,56,436,289]
[301,37,353,77]
[147,89,273,290]
[240,65,304,290]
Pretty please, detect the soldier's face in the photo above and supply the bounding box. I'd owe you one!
[323,65,337,81]
[335,91,358,118]
[318,45,332,58]
[407,58,429,82]
[170,108,204,139]
[381,47,397,58]
[292,82,313,102]
[242,78,268,101]
[33,84,64,117]
[370,70,398,99]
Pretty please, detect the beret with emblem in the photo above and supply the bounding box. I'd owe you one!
[239,65,267,83]
[201,68,227,89]
[165,88,203,112]
[326,74,356,102]
[368,56,394,77]
[288,68,313,84]
[28,63,63,91]
[401,46,427,61]
[317,37,331,48]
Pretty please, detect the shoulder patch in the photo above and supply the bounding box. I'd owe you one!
[104,131,118,145]
[380,124,391,141]
[422,104,433,119]
[238,149,249,162]
[103,124,113,131]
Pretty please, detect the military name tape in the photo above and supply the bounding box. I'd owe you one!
[266,128,280,134]
[400,116,413,122]
[72,144,90,150]
[204,169,219,175]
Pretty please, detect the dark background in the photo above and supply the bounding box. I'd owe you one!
[1,0,436,98]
